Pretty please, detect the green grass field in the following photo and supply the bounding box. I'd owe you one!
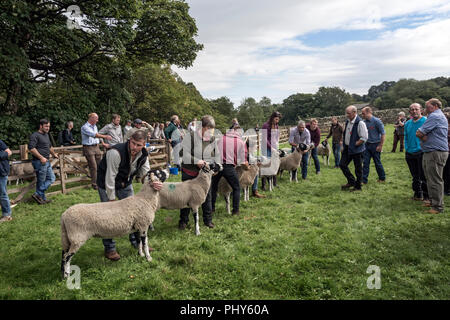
[0,125,449,299]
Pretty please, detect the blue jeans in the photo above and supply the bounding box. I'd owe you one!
[32,160,56,201]
[0,176,12,217]
[332,142,342,167]
[362,143,386,183]
[310,147,320,173]
[98,184,136,252]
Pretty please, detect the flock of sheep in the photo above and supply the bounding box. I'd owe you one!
[17,142,329,279]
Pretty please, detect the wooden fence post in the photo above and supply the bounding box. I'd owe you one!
[59,153,66,194]
[165,140,171,165]
[19,145,28,160]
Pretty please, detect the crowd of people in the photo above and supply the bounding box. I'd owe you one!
[1,100,449,262]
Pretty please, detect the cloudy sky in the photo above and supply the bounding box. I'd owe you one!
[173,0,450,106]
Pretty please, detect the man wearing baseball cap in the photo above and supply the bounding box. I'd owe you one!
[124,118,154,141]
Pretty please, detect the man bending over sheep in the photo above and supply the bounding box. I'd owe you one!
[96,130,163,261]
[178,115,220,230]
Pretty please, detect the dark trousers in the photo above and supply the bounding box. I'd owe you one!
[179,170,213,225]
[300,149,309,179]
[392,133,404,152]
[310,146,320,173]
[443,153,450,194]
[362,142,386,183]
[98,184,139,252]
[339,145,363,189]
[405,152,428,199]
[211,164,240,213]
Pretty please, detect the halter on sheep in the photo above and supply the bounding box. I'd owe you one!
[60,170,165,279]
[158,163,221,235]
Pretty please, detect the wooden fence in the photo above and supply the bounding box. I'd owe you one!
[7,139,170,204]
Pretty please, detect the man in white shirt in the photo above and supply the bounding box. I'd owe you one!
[340,105,368,191]
[187,118,197,132]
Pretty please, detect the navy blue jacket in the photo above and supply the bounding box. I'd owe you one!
[0,140,11,177]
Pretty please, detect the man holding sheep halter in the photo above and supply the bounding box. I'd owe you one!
[96,130,163,261]
[178,115,220,231]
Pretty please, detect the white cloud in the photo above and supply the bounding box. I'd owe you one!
[174,0,450,105]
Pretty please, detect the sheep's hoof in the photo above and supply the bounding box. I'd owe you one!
[138,251,145,257]
[195,230,201,236]
[146,256,152,262]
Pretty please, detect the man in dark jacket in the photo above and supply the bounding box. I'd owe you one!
[325,117,344,168]
[60,121,76,146]
[0,139,16,223]
[96,130,163,261]
[178,115,220,230]
[340,106,368,191]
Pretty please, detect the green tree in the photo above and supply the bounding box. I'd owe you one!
[313,86,352,117]
[279,93,315,125]
[0,0,203,114]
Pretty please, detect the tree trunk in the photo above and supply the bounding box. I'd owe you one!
[3,80,22,115]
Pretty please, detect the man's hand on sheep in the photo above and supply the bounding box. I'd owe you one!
[150,181,163,190]
[197,160,206,168]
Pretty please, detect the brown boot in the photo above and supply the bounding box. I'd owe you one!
[104,250,121,261]
[252,190,266,198]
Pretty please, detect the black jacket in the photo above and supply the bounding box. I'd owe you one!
[97,141,148,190]
[0,140,10,177]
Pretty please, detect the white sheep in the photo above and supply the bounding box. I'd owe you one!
[157,164,218,235]
[278,146,303,182]
[259,148,280,192]
[60,172,162,279]
[9,161,34,185]
[317,140,332,166]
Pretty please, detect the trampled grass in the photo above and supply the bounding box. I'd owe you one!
[0,125,449,299]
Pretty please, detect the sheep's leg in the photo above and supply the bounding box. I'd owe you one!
[61,241,82,279]
[289,171,292,182]
[61,249,69,279]
[139,230,152,262]
[138,238,145,257]
[225,194,231,215]
[193,209,201,236]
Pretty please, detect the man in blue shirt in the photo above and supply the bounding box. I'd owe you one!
[81,113,112,190]
[404,103,428,201]
[361,107,386,184]
[416,98,449,214]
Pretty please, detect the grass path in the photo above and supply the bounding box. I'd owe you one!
[0,125,449,299]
